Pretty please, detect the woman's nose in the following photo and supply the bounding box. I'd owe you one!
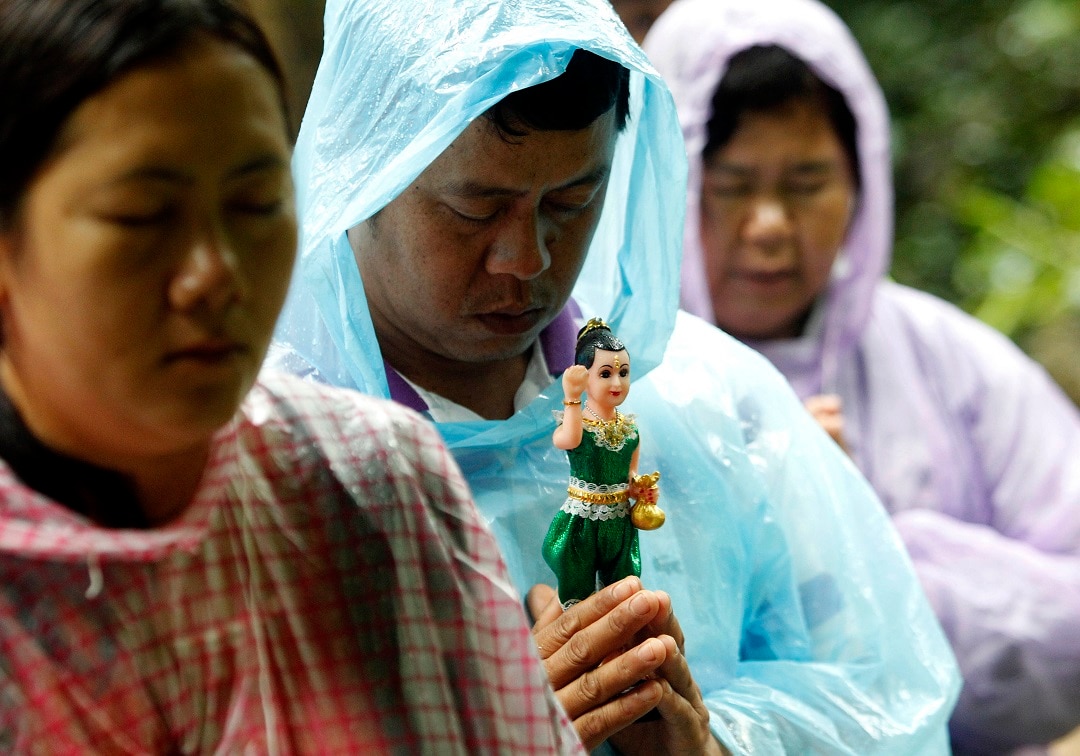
[168,231,244,314]
[741,197,792,248]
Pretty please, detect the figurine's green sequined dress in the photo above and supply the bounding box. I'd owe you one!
[542,413,640,606]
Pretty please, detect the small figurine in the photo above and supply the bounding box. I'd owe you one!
[542,318,664,607]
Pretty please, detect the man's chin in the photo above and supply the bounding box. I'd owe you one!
[454,338,537,365]
[449,320,548,365]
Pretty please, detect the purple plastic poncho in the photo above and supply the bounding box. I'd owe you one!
[646,0,1080,750]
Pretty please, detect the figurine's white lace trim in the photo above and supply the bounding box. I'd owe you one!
[568,477,629,495]
[560,497,630,521]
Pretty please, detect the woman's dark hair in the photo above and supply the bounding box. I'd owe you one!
[574,320,628,368]
[703,45,860,189]
[486,48,631,140]
[0,0,289,227]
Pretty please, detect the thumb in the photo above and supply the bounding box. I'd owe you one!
[526,583,561,630]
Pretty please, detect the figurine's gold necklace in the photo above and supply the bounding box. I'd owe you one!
[582,403,633,451]
[583,402,615,423]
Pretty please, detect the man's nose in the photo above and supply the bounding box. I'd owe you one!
[486,212,552,280]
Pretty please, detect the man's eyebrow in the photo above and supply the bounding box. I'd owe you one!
[441,166,611,198]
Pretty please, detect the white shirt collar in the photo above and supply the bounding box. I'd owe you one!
[403,345,552,422]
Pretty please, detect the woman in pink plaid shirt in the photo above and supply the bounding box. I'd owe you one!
[0,0,581,752]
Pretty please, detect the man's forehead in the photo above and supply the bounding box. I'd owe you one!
[419,111,618,195]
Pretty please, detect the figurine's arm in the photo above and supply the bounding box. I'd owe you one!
[628,445,641,482]
[627,447,660,505]
[553,366,589,450]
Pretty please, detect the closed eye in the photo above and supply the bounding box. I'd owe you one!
[444,201,502,226]
[229,199,286,216]
[785,179,831,195]
[101,207,176,228]
[544,185,601,217]
[702,179,752,198]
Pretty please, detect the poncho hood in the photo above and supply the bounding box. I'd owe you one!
[274,0,689,432]
[646,0,892,397]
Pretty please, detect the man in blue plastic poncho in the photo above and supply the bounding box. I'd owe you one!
[269,0,961,752]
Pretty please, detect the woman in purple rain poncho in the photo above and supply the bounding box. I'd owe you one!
[646,0,1080,752]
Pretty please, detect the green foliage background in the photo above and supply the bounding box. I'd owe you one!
[822,0,1080,399]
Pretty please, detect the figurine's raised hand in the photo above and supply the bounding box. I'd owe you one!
[554,365,591,450]
[562,364,589,400]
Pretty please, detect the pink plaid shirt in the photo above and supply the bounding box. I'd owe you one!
[0,373,581,754]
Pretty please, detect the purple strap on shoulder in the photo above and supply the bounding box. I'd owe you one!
[542,300,580,377]
[383,361,429,413]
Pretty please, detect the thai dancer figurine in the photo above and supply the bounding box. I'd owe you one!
[543,318,664,607]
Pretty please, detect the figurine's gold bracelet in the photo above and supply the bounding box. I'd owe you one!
[562,399,582,406]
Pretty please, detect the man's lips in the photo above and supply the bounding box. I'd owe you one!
[474,308,545,335]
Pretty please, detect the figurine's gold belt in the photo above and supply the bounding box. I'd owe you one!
[567,486,629,505]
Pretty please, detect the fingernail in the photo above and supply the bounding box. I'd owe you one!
[637,639,660,662]
[613,580,635,601]
[630,593,652,615]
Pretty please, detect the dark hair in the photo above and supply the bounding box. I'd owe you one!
[574,320,627,368]
[0,0,289,228]
[485,48,631,140]
[703,45,860,188]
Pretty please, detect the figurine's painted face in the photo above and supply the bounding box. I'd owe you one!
[354,109,618,373]
[698,98,856,341]
[586,348,630,414]
[0,39,296,464]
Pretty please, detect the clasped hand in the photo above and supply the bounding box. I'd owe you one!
[528,577,727,755]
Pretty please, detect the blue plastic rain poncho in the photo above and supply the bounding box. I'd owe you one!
[646,0,1080,750]
[270,0,960,751]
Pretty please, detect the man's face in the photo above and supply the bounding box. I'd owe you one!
[354,109,618,374]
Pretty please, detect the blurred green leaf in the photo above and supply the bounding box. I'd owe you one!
[823,0,1080,351]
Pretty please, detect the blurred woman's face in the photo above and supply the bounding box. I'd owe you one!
[699,99,856,341]
[0,37,297,466]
